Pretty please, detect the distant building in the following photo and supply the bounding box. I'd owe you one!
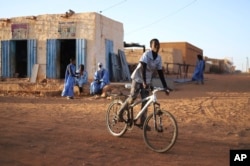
[160,42,203,73]
[125,42,203,75]
[205,57,235,73]
[0,12,124,81]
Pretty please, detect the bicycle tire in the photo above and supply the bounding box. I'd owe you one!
[143,110,178,153]
[106,99,128,137]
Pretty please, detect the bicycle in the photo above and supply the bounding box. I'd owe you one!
[106,85,178,153]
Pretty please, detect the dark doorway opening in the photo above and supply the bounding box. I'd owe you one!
[59,39,76,78]
[15,40,27,78]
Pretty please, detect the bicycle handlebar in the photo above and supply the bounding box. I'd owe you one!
[151,87,172,95]
[124,84,172,95]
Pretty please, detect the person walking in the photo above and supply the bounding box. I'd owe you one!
[192,54,205,84]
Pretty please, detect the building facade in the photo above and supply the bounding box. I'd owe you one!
[0,12,124,81]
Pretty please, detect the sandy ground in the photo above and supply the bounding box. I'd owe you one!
[0,74,250,166]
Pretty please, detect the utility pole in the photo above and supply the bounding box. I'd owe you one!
[247,57,249,73]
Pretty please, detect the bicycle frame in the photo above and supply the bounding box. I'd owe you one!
[128,87,164,122]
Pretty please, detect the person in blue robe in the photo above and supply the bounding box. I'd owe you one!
[90,62,110,95]
[192,54,205,84]
[61,58,76,99]
[75,64,88,94]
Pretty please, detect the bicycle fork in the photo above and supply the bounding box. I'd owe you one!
[153,102,163,132]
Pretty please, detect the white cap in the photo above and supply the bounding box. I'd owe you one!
[98,62,103,67]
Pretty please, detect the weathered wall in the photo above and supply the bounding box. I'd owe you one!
[159,48,183,73]
[124,49,144,64]
[160,42,203,73]
[91,13,124,77]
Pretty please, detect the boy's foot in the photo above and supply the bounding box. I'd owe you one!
[134,123,151,131]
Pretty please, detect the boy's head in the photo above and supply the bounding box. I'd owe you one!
[150,38,160,53]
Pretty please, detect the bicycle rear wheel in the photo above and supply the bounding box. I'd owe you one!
[143,110,178,153]
[106,99,128,137]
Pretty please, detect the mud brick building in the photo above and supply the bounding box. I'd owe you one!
[125,42,203,76]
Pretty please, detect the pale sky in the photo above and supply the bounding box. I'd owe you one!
[1,0,250,71]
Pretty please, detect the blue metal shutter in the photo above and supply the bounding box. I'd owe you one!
[1,40,16,77]
[27,39,37,77]
[105,39,113,80]
[76,39,87,67]
[9,41,16,77]
[1,40,10,77]
[46,39,60,78]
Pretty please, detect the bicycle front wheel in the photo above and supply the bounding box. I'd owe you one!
[143,110,178,153]
[106,99,127,137]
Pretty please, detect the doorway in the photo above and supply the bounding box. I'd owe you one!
[46,39,86,79]
[15,40,27,77]
[1,40,36,78]
[59,39,76,78]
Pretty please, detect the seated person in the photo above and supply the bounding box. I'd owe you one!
[90,62,110,95]
[75,64,88,94]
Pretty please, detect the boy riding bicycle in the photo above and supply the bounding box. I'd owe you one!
[118,38,171,126]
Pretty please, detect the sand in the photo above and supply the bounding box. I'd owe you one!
[0,74,249,166]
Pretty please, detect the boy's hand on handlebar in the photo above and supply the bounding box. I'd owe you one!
[142,82,147,89]
[164,87,173,95]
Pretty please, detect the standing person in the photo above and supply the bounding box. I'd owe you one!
[61,57,76,99]
[192,54,205,84]
[118,38,171,127]
[201,55,205,83]
[75,64,88,95]
[90,62,110,95]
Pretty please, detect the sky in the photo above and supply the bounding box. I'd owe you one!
[1,0,250,71]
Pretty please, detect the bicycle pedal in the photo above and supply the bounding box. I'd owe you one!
[134,123,143,129]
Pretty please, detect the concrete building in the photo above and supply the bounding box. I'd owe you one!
[0,12,124,81]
